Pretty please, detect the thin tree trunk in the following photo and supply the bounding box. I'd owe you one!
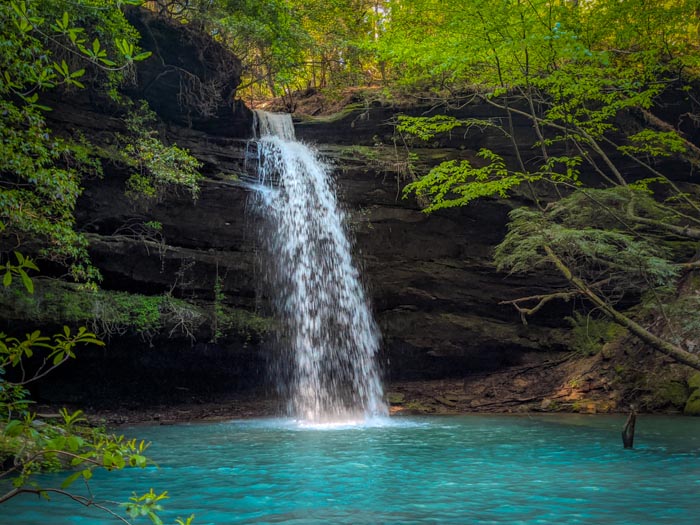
[622,407,637,449]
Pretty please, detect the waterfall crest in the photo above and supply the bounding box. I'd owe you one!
[252,110,387,422]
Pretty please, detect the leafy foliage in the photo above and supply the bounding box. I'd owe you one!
[0,0,151,282]
[494,197,681,296]
[403,149,529,211]
[121,102,203,202]
[1,251,39,294]
[0,256,193,523]
[391,0,700,369]
[0,277,206,340]
[145,0,387,101]
[566,312,622,356]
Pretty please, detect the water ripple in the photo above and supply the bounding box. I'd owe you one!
[4,415,700,524]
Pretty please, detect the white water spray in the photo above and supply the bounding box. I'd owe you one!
[251,111,387,423]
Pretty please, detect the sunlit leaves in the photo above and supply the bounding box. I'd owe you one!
[397,115,470,142]
[618,130,688,158]
[115,37,152,62]
[0,315,156,516]
[123,489,170,525]
[79,38,116,66]
[403,148,533,212]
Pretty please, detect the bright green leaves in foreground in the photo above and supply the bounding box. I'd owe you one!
[0,261,192,524]
[123,490,194,525]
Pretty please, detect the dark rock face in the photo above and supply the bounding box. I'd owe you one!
[124,8,253,137]
[310,147,571,382]
[29,11,576,408]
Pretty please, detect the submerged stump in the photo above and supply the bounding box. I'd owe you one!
[621,407,637,449]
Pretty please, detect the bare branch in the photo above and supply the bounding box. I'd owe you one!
[500,291,579,324]
[0,487,131,524]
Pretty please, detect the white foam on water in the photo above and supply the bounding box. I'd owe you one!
[225,417,428,432]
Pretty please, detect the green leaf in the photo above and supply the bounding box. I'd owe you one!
[19,269,34,294]
[4,419,23,437]
[60,470,83,489]
[3,271,11,287]
[23,258,39,271]
[66,435,84,451]
[133,51,152,61]
[47,436,67,450]
[11,1,27,18]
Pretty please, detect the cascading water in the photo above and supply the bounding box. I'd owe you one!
[250,110,387,423]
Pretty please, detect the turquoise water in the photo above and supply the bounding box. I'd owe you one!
[5,415,700,524]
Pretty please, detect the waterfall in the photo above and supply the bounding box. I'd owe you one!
[251,110,387,423]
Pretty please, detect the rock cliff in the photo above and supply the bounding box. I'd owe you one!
[13,9,578,409]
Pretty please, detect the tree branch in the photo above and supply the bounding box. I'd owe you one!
[500,291,579,324]
[0,487,130,524]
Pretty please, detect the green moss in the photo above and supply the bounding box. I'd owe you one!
[387,392,405,405]
[656,380,690,408]
[683,390,700,416]
[688,373,700,391]
[403,401,433,413]
[0,277,204,337]
[338,145,381,162]
[567,312,624,356]
[613,364,627,376]
[217,306,272,338]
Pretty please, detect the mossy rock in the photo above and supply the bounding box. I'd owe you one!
[683,390,700,416]
[688,372,700,392]
[656,380,690,408]
[403,401,433,413]
[386,392,405,405]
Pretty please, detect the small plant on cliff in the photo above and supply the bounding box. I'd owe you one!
[121,101,203,204]
[566,312,623,356]
[211,272,226,343]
